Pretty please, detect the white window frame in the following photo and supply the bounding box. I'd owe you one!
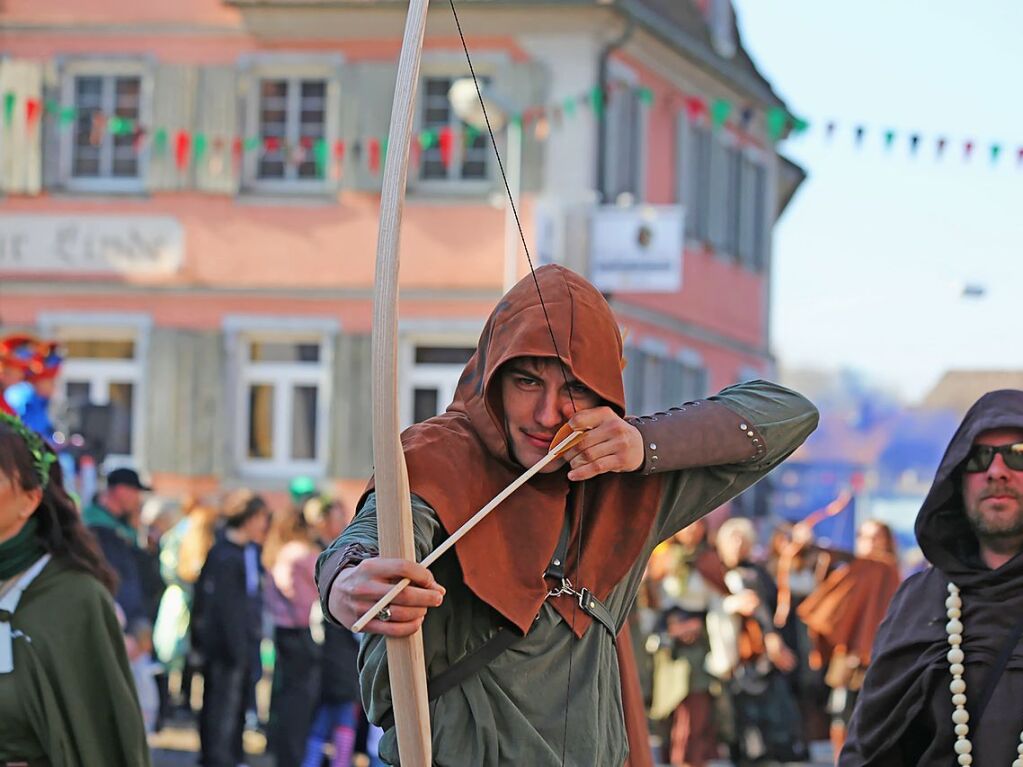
[224,315,337,478]
[238,54,344,196]
[37,312,151,471]
[398,322,482,428]
[413,54,506,194]
[58,58,153,194]
[602,61,647,205]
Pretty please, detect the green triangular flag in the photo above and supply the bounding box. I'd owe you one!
[637,87,654,106]
[44,99,60,115]
[589,86,604,118]
[59,106,77,126]
[382,137,389,169]
[314,138,328,177]
[419,129,436,149]
[153,128,168,153]
[990,144,1002,163]
[243,136,261,152]
[884,130,895,148]
[710,99,732,129]
[3,92,15,126]
[766,107,787,141]
[791,117,810,135]
[193,133,208,162]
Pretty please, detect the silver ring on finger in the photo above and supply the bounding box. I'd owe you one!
[377,606,392,622]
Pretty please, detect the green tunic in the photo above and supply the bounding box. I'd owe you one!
[0,558,152,766]
[318,381,817,766]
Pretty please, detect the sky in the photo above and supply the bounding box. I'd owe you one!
[732,1,1023,404]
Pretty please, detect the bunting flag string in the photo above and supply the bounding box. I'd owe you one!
[0,86,1019,178]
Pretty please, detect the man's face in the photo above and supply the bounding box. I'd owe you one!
[499,357,601,471]
[109,484,143,522]
[962,427,1023,547]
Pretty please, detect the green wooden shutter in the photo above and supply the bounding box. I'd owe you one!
[347,61,397,192]
[148,63,198,192]
[194,66,240,196]
[0,59,43,194]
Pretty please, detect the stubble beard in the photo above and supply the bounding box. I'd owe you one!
[965,485,1023,555]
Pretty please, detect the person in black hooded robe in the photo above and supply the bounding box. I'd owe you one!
[840,389,1023,766]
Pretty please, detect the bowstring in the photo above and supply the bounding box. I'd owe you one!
[446,2,586,762]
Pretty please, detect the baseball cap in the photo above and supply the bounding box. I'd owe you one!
[106,467,152,492]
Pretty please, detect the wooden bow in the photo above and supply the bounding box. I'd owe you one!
[371,0,435,762]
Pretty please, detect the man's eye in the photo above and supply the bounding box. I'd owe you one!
[516,376,539,387]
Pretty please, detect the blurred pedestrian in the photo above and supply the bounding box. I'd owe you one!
[193,489,270,767]
[264,498,321,767]
[83,467,152,625]
[303,496,369,767]
[154,498,219,711]
[713,517,805,765]
[645,519,726,767]
[790,517,900,757]
[0,412,152,765]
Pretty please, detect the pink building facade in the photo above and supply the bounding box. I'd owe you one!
[0,0,803,504]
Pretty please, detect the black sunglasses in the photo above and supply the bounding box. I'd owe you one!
[962,442,1023,473]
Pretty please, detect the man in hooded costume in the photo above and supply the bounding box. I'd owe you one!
[841,389,1023,766]
[316,265,818,766]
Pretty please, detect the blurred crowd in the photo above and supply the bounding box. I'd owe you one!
[635,508,904,766]
[95,476,385,767]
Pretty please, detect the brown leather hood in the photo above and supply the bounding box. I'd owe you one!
[390,265,663,637]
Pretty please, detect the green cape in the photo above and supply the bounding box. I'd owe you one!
[3,558,152,766]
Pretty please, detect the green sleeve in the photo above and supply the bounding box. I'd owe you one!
[654,380,818,541]
[315,492,443,620]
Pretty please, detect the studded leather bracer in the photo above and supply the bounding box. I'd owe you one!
[627,399,766,475]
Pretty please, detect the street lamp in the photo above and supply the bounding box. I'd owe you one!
[448,77,523,294]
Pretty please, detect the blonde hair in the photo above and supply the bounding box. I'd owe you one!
[177,500,219,584]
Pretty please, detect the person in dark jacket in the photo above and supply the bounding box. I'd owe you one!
[841,390,1023,766]
[83,467,152,625]
[193,490,270,767]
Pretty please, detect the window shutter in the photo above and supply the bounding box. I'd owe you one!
[148,63,198,192]
[347,61,396,192]
[194,66,240,196]
[0,59,43,195]
[331,332,373,477]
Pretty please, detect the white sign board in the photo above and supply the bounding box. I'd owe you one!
[0,215,184,275]
[590,205,684,293]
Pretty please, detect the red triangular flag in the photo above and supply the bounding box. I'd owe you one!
[25,98,41,129]
[368,138,381,173]
[438,126,454,168]
[175,130,191,171]
[683,96,706,122]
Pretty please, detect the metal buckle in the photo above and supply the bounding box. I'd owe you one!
[547,577,582,601]
[547,579,596,613]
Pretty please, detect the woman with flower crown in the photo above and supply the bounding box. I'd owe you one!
[0,412,152,766]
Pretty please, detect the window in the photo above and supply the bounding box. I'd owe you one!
[238,336,330,474]
[402,344,475,427]
[603,81,645,204]
[239,56,342,194]
[679,116,769,270]
[419,76,489,183]
[59,62,149,193]
[623,345,707,414]
[256,78,326,182]
[58,336,144,467]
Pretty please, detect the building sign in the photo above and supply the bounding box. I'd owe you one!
[590,205,684,293]
[0,215,184,275]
